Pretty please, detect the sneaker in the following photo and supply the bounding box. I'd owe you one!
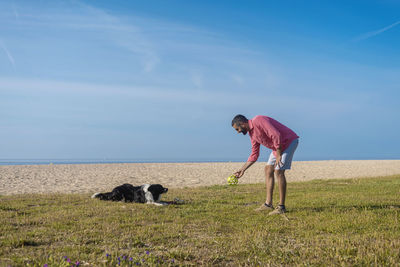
[255,203,274,212]
[268,205,286,215]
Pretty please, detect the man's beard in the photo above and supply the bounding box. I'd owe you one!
[241,130,247,135]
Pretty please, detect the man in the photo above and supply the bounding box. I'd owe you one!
[232,114,299,215]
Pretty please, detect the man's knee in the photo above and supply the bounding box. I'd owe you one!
[274,170,286,179]
[265,165,274,177]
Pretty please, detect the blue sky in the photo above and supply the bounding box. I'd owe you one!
[1,0,399,162]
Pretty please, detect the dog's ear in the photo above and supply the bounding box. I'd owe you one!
[149,184,167,194]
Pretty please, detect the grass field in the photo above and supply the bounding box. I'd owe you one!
[1,175,400,266]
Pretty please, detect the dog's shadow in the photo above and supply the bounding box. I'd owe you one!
[157,198,186,206]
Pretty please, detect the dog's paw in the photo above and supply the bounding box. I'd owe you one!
[91,193,101,199]
[147,202,168,206]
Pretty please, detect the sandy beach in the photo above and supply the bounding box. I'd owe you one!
[1,160,400,195]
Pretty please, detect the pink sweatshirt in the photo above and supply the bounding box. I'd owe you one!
[247,115,299,162]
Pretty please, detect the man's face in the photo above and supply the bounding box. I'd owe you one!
[233,123,247,135]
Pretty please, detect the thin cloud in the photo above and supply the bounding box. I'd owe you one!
[1,1,258,76]
[0,40,15,69]
[353,20,400,42]
[231,74,244,85]
[190,71,203,88]
[6,1,160,73]
[0,77,359,115]
[77,2,160,73]
[12,2,19,20]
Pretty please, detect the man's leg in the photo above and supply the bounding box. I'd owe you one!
[268,139,298,215]
[265,165,275,205]
[275,170,286,206]
[255,165,275,211]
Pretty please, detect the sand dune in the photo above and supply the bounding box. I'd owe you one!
[1,160,400,195]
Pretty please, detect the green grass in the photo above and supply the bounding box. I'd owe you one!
[1,176,400,266]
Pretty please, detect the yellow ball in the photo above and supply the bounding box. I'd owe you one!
[227,175,238,185]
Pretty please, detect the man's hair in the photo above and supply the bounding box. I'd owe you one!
[231,114,248,126]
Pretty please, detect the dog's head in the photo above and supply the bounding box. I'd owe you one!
[148,184,168,201]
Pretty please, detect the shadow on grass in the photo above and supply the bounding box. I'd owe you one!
[295,204,400,213]
[158,200,186,206]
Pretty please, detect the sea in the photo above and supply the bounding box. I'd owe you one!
[1,157,396,166]
[0,159,243,166]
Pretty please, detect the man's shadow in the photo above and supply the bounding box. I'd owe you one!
[297,204,400,212]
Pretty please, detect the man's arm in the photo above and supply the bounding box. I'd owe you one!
[234,138,260,178]
[275,145,283,168]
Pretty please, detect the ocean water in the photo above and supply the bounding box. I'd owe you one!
[0,159,242,166]
[1,157,396,166]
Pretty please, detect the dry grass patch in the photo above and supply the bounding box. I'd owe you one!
[1,176,400,266]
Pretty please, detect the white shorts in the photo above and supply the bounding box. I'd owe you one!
[267,138,299,170]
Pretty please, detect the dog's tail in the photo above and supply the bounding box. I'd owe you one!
[91,192,116,201]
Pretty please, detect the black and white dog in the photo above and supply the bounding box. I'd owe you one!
[91,183,168,206]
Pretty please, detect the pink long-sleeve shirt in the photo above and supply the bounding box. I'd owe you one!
[247,115,299,162]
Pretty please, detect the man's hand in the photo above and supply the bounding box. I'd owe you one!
[274,155,283,169]
[234,169,245,178]
[234,161,255,178]
[274,147,283,169]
